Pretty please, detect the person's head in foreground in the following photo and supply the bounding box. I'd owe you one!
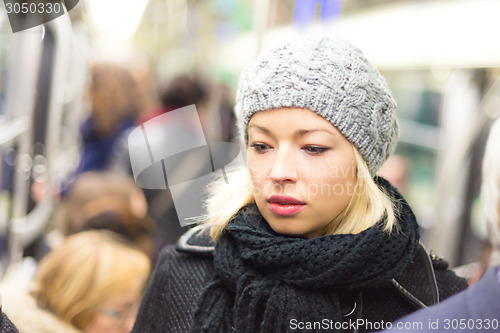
[32,230,151,333]
[206,37,400,240]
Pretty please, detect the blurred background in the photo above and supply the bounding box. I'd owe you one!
[0,0,499,282]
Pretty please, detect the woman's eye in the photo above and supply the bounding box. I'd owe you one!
[249,143,271,153]
[303,146,329,155]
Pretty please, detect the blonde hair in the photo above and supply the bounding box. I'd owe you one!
[31,230,151,330]
[205,147,397,241]
[323,148,397,235]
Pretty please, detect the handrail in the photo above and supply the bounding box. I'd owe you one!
[0,117,30,147]
[10,196,53,248]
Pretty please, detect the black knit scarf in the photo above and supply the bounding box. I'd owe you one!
[191,178,419,333]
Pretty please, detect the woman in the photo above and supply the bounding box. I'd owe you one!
[1,230,151,333]
[132,38,467,333]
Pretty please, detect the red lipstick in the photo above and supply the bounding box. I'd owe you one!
[267,195,306,216]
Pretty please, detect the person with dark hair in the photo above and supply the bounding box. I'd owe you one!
[160,75,207,111]
[57,172,149,235]
[80,210,158,263]
[137,74,211,247]
[138,74,208,124]
[54,171,159,261]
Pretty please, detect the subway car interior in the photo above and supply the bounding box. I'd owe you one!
[0,0,499,300]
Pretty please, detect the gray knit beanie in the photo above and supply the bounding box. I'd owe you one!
[234,37,399,176]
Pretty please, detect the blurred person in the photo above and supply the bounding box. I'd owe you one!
[56,171,148,235]
[377,154,411,195]
[126,73,237,247]
[137,73,212,247]
[52,171,158,261]
[211,81,237,143]
[129,58,160,121]
[80,209,158,262]
[31,63,145,202]
[138,73,208,124]
[0,230,151,333]
[131,38,467,333]
[75,63,142,174]
[379,118,500,332]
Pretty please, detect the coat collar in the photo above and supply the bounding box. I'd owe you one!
[391,242,440,308]
[176,224,214,254]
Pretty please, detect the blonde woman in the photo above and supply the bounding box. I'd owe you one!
[132,38,467,333]
[1,230,150,333]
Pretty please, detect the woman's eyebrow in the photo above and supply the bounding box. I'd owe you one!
[247,124,271,135]
[294,128,336,138]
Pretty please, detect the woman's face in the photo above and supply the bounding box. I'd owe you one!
[247,108,357,238]
[83,279,143,333]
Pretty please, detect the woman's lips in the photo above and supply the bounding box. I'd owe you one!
[267,195,306,216]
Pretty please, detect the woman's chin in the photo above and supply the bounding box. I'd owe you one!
[267,221,316,239]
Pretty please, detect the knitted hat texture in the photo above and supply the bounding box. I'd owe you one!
[234,37,399,175]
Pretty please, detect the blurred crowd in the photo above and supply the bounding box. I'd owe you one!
[1,60,236,332]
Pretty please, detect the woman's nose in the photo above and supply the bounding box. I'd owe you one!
[269,149,298,183]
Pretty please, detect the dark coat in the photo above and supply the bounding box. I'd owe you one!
[0,312,19,333]
[132,226,468,333]
[381,267,500,332]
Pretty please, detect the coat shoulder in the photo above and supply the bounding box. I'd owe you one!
[429,253,469,301]
[393,243,468,308]
[175,224,214,255]
[132,227,215,333]
[0,313,19,333]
